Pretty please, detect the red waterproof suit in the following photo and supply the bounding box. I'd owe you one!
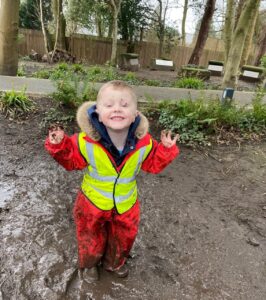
[45,106,179,271]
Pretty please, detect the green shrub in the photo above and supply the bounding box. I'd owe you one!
[144,79,161,86]
[40,107,75,129]
[52,78,78,108]
[87,66,119,82]
[0,89,35,119]
[251,87,266,128]
[123,72,139,84]
[51,73,97,108]
[156,97,266,145]
[33,69,51,79]
[173,77,205,89]
[50,65,71,80]
[260,56,266,69]
[17,66,26,77]
[57,62,69,71]
[78,79,98,103]
[71,63,86,75]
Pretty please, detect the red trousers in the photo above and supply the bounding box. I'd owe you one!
[73,192,140,270]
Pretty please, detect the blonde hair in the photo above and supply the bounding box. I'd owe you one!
[97,80,137,104]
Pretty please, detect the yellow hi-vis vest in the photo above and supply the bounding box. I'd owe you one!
[78,132,153,214]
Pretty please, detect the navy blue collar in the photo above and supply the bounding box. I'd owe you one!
[87,105,141,163]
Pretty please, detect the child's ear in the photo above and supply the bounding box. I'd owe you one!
[135,110,139,117]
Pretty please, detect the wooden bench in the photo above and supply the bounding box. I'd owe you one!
[179,65,211,80]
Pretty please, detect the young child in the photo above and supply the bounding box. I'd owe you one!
[45,80,179,282]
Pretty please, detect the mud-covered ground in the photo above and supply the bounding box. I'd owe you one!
[0,98,266,300]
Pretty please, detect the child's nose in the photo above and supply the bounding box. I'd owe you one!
[113,104,122,111]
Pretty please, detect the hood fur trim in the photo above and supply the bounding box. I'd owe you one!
[76,101,149,141]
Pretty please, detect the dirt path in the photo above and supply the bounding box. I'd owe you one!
[0,98,266,300]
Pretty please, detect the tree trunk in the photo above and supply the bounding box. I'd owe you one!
[188,0,216,65]
[222,0,261,88]
[234,0,246,30]
[109,0,122,66]
[240,1,260,66]
[0,0,20,75]
[139,28,144,43]
[254,28,266,65]
[52,0,66,50]
[96,15,103,38]
[158,27,164,58]
[181,0,188,46]
[111,10,119,65]
[40,0,50,62]
[157,0,168,58]
[223,0,235,64]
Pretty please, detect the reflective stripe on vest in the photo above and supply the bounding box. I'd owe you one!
[78,132,152,213]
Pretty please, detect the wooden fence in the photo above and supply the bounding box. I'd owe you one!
[18,29,226,68]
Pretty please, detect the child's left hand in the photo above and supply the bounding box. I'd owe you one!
[161,130,180,148]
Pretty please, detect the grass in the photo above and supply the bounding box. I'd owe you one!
[0,89,35,119]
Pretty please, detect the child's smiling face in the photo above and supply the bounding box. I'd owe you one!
[96,86,138,132]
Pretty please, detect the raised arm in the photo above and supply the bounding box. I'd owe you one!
[141,131,179,174]
[44,126,87,171]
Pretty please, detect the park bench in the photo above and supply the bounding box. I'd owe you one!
[239,65,265,83]
[208,60,224,76]
[179,65,211,80]
[118,53,140,71]
[150,58,175,71]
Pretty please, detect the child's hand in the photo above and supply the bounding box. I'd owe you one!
[48,124,64,144]
[161,130,179,148]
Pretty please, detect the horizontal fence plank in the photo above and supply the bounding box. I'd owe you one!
[18,29,255,69]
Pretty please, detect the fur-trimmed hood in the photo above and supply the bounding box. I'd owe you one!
[76,101,149,141]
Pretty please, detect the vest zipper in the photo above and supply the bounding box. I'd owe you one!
[113,173,120,213]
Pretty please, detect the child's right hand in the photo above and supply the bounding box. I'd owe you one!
[48,125,64,144]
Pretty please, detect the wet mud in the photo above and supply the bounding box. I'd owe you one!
[0,98,266,300]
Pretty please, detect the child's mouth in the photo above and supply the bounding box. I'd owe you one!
[111,116,124,120]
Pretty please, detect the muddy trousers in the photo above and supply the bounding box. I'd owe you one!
[73,192,140,271]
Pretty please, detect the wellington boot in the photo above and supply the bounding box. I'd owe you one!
[79,267,99,283]
[112,264,129,278]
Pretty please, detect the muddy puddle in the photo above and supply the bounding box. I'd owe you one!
[0,99,266,299]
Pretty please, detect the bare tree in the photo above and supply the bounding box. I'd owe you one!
[105,0,122,65]
[156,0,169,57]
[222,0,261,88]
[0,0,20,75]
[188,0,216,65]
[40,0,51,61]
[234,0,246,30]
[52,0,67,51]
[223,0,235,64]
[181,0,189,46]
[240,1,260,66]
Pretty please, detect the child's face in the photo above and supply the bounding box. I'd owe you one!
[96,86,138,132]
